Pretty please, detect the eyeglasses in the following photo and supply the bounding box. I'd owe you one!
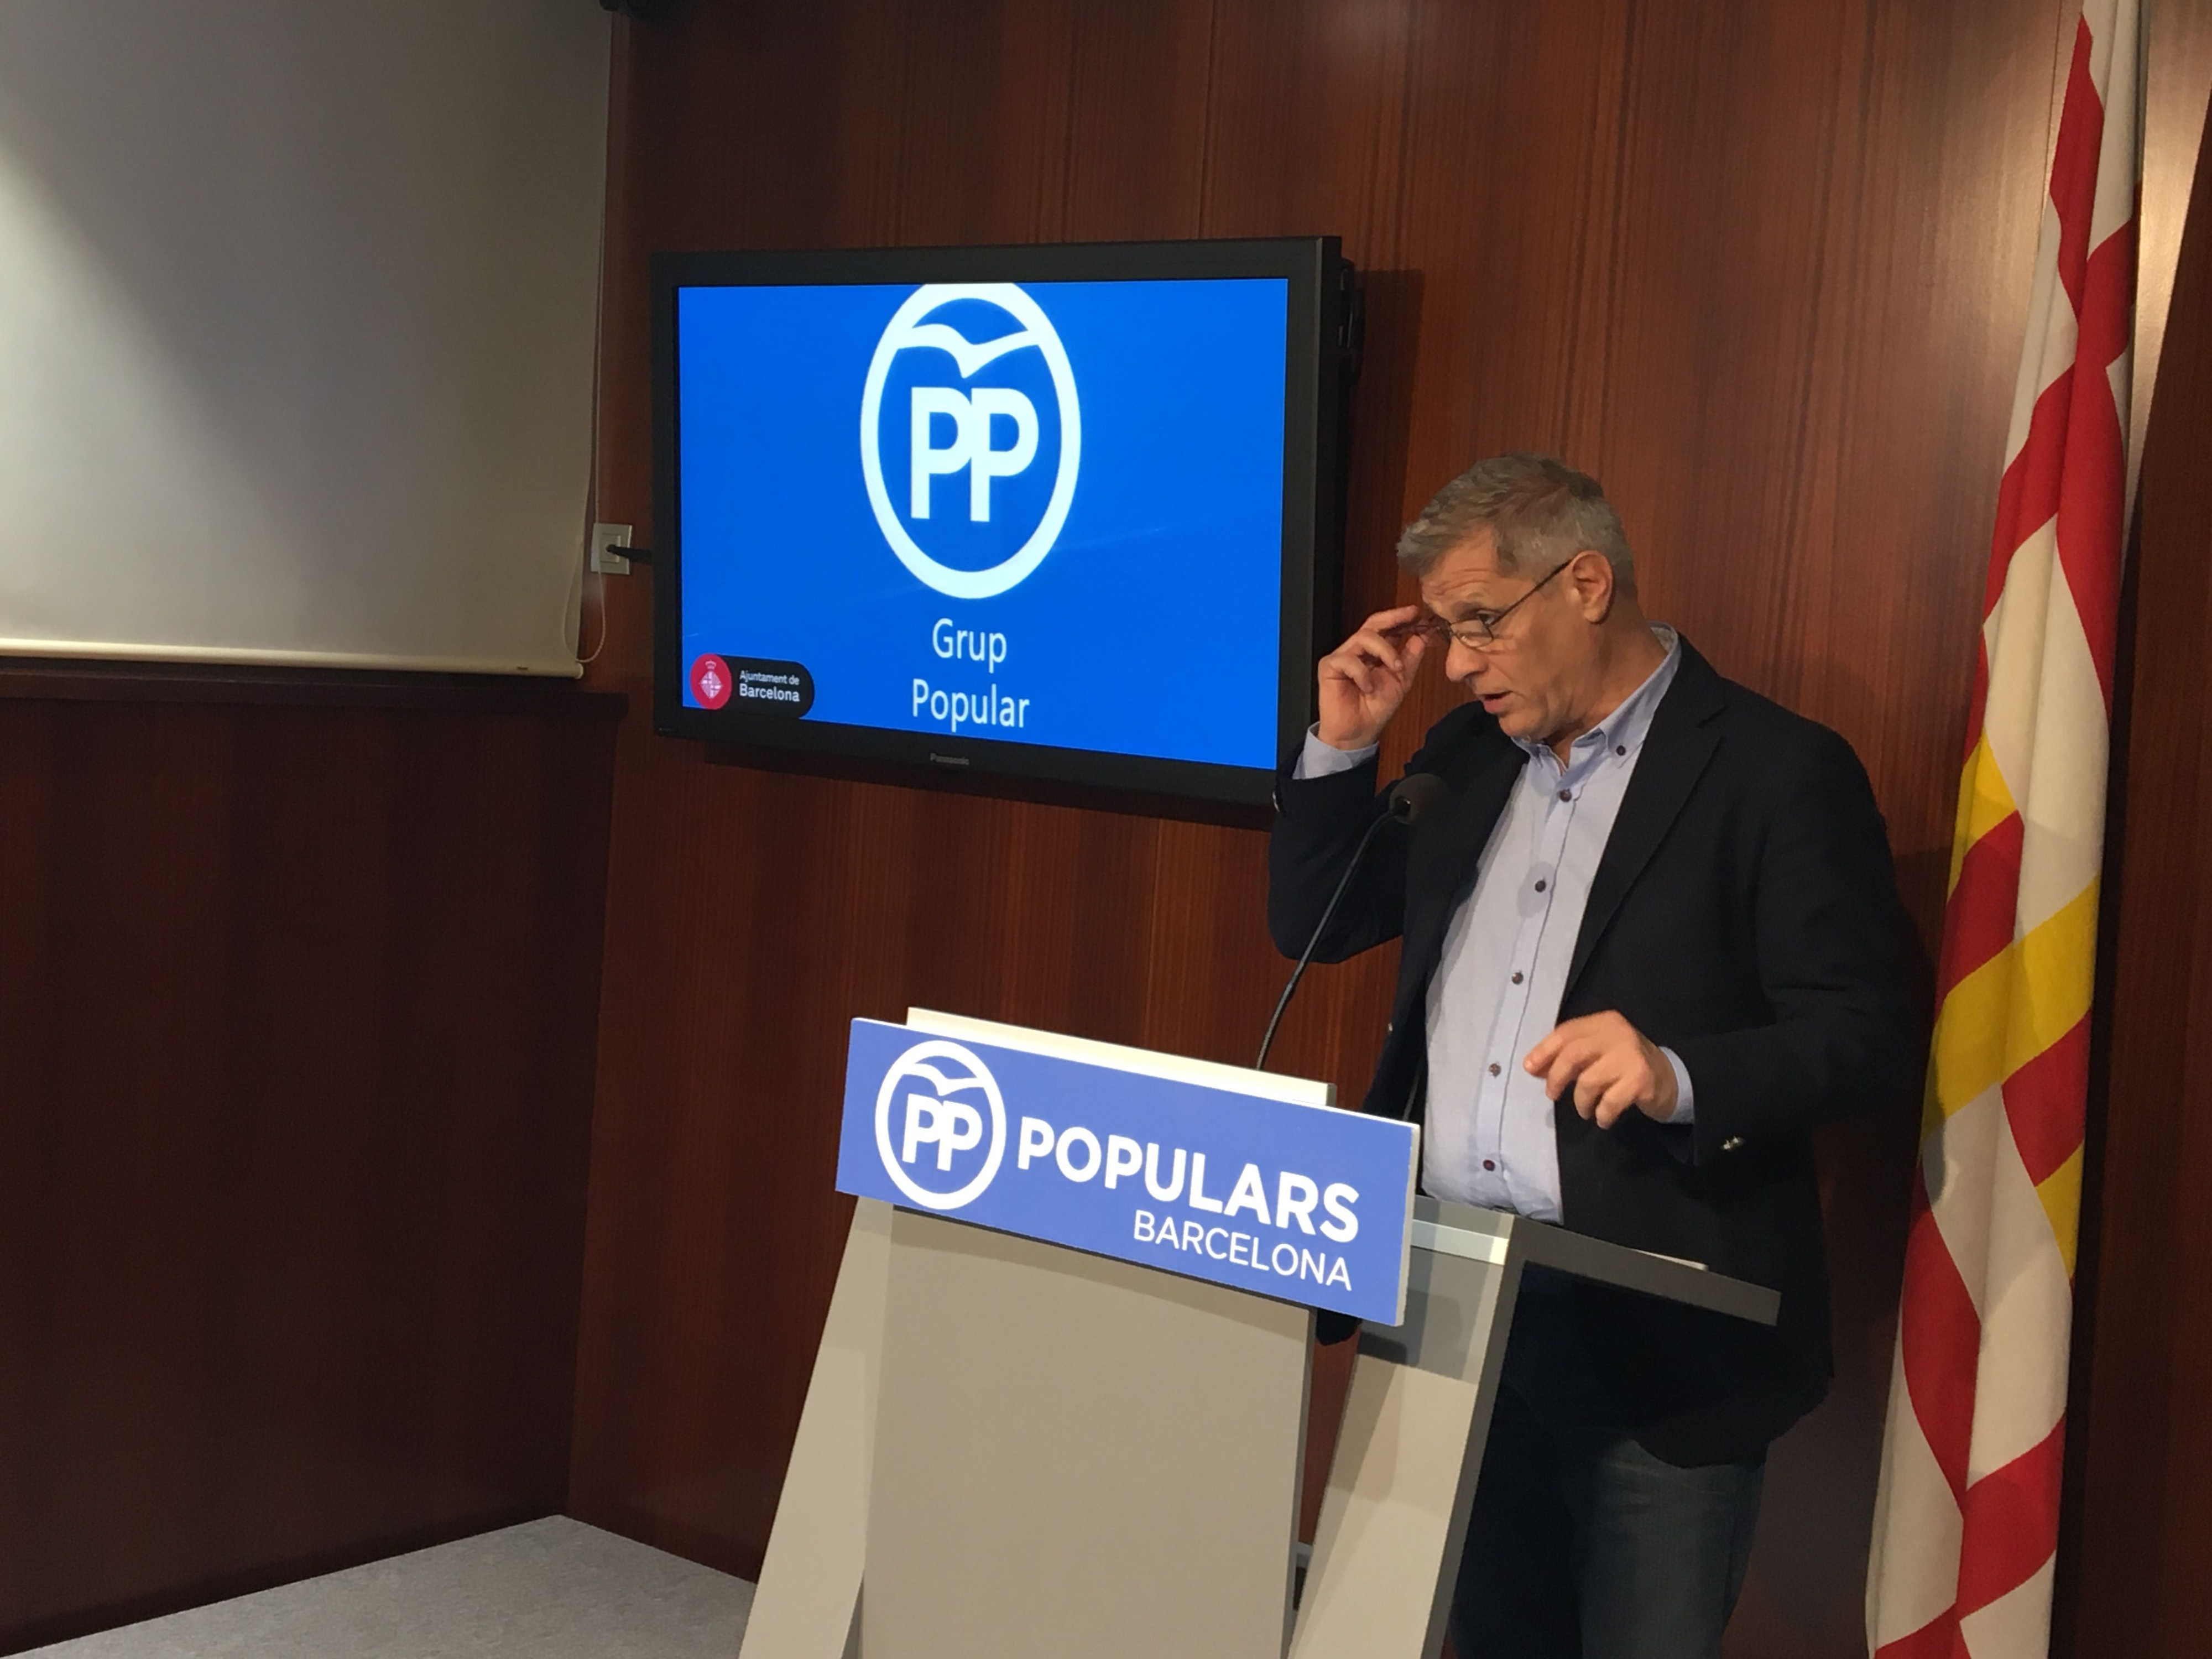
[1390,558,1573,650]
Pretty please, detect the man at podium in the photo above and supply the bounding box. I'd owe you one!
[1268,453,1916,1659]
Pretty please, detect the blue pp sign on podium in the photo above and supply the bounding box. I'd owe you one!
[834,1014,1420,1325]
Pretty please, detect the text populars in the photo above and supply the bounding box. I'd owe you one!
[1020,1118,1361,1295]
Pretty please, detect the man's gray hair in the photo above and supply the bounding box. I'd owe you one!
[1395,453,1635,590]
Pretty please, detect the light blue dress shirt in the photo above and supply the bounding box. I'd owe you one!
[1295,627,1692,1222]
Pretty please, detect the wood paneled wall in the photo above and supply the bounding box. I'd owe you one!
[569,4,2203,1655]
[0,671,621,1653]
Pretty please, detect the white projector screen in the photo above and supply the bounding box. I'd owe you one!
[0,3,609,676]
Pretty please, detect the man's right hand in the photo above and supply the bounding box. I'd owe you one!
[1317,605,1428,752]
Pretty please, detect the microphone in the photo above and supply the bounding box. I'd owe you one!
[1385,771,1448,823]
[1255,773,1447,1070]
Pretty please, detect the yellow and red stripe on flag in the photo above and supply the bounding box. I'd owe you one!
[1867,3,2139,1656]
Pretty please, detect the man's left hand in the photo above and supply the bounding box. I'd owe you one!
[1524,1012,1677,1128]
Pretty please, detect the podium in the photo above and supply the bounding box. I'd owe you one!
[738,1011,1777,1659]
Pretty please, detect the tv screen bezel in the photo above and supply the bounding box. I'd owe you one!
[649,236,1346,810]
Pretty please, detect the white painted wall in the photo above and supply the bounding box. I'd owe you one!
[0,2,608,674]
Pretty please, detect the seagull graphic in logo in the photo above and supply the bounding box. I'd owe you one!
[899,323,1042,379]
[899,1060,992,1095]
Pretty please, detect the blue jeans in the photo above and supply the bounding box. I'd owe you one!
[1448,1280,1765,1659]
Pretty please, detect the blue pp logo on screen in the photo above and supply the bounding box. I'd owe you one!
[859,284,1082,600]
[872,1038,1010,1211]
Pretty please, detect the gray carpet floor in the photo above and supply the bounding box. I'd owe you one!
[24,1519,755,1659]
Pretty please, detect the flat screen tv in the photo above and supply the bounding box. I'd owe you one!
[651,237,1353,809]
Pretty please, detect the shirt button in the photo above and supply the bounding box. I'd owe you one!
[1488,1062,1501,1076]
[1535,879,1547,893]
[1615,744,1626,757]
[1558,789,1572,801]
[1511,971,1524,984]
[1482,1159,1498,1172]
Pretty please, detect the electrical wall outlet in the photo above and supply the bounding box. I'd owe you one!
[591,521,633,576]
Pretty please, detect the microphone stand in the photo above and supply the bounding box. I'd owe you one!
[1255,773,1443,1071]
[1254,815,1395,1070]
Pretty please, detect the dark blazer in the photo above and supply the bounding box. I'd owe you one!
[1268,640,1918,1466]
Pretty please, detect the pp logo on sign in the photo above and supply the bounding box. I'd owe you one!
[872,1039,1009,1211]
[860,284,1081,600]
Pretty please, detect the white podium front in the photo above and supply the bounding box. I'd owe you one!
[738,1014,1777,1659]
